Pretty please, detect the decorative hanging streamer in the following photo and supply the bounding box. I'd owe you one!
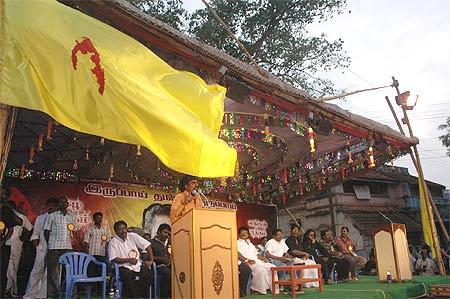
[308,127,315,153]
[37,133,43,151]
[317,173,322,190]
[220,177,227,187]
[85,149,90,161]
[341,167,346,179]
[136,145,142,156]
[29,145,35,164]
[283,169,288,184]
[278,185,286,204]
[264,113,269,135]
[100,137,105,145]
[368,146,375,168]
[46,121,53,140]
[235,160,240,176]
[252,182,257,196]
[72,159,78,170]
[20,164,25,179]
[109,163,114,180]
[346,141,353,164]
[299,176,304,196]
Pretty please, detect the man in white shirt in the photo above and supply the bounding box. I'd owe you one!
[237,227,278,295]
[415,249,438,276]
[266,228,318,288]
[44,197,77,298]
[5,201,33,297]
[265,229,293,267]
[109,220,154,298]
[23,197,58,299]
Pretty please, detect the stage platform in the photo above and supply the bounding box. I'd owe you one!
[248,275,450,299]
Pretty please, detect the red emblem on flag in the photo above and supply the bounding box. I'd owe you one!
[71,37,105,95]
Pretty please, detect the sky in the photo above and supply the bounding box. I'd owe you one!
[182,0,450,189]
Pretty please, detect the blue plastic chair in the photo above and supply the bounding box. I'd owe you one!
[113,261,158,299]
[58,252,107,299]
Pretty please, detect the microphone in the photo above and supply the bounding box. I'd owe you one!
[191,189,198,196]
[197,188,209,200]
[377,210,393,224]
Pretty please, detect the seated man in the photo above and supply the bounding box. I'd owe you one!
[150,224,171,299]
[109,220,154,298]
[237,227,278,295]
[319,229,349,282]
[265,229,293,267]
[335,227,366,281]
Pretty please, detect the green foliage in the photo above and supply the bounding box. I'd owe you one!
[128,0,188,30]
[128,0,351,96]
[438,116,450,157]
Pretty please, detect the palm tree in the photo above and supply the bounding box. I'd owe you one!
[438,116,450,157]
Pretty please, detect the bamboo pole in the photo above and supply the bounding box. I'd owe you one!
[390,77,446,275]
[385,96,450,242]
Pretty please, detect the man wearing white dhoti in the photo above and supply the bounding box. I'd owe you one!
[237,227,278,295]
[23,198,58,299]
[5,202,33,296]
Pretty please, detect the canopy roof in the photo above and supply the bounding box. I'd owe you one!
[5,0,417,205]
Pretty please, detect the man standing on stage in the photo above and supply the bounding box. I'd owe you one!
[109,220,154,298]
[84,212,111,294]
[5,200,33,297]
[24,197,58,299]
[0,189,20,298]
[44,197,77,298]
[151,223,171,299]
[84,212,111,264]
[170,175,201,222]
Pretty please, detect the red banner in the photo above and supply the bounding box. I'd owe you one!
[6,179,276,250]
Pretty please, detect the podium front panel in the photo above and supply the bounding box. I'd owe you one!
[199,223,234,298]
[172,210,193,298]
[374,230,396,280]
[172,208,239,298]
[393,229,412,280]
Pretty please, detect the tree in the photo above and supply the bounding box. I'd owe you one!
[128,0,350,96]
[188,0,350,96]
[438,116,450,157]
[128,0,188,30]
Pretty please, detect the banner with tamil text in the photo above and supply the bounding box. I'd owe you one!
[6,179,276,250]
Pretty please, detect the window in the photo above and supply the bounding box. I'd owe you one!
[353,185,371,200]
[368,182,388,197]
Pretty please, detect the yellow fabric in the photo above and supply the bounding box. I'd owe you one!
[418,175,436,257]
[0,0,236,177]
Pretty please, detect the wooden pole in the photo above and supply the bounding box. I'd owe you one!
[385,96,450,242]
[390,77,446,275]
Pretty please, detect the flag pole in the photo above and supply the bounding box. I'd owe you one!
[385,96,450,243]
[391,80,446,275]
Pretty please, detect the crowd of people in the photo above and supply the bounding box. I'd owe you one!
[0,187,172,299]
[237,224,368,295]
[1,178,448,299]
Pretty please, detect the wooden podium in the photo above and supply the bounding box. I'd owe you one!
[171,207,239,298]
[374,223,412,282]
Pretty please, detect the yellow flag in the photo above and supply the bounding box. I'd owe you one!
[418,175,436,257]
[0,0,236,177]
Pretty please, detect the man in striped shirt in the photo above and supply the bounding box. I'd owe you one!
[44,197,77,298]
[84,211,111,295]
